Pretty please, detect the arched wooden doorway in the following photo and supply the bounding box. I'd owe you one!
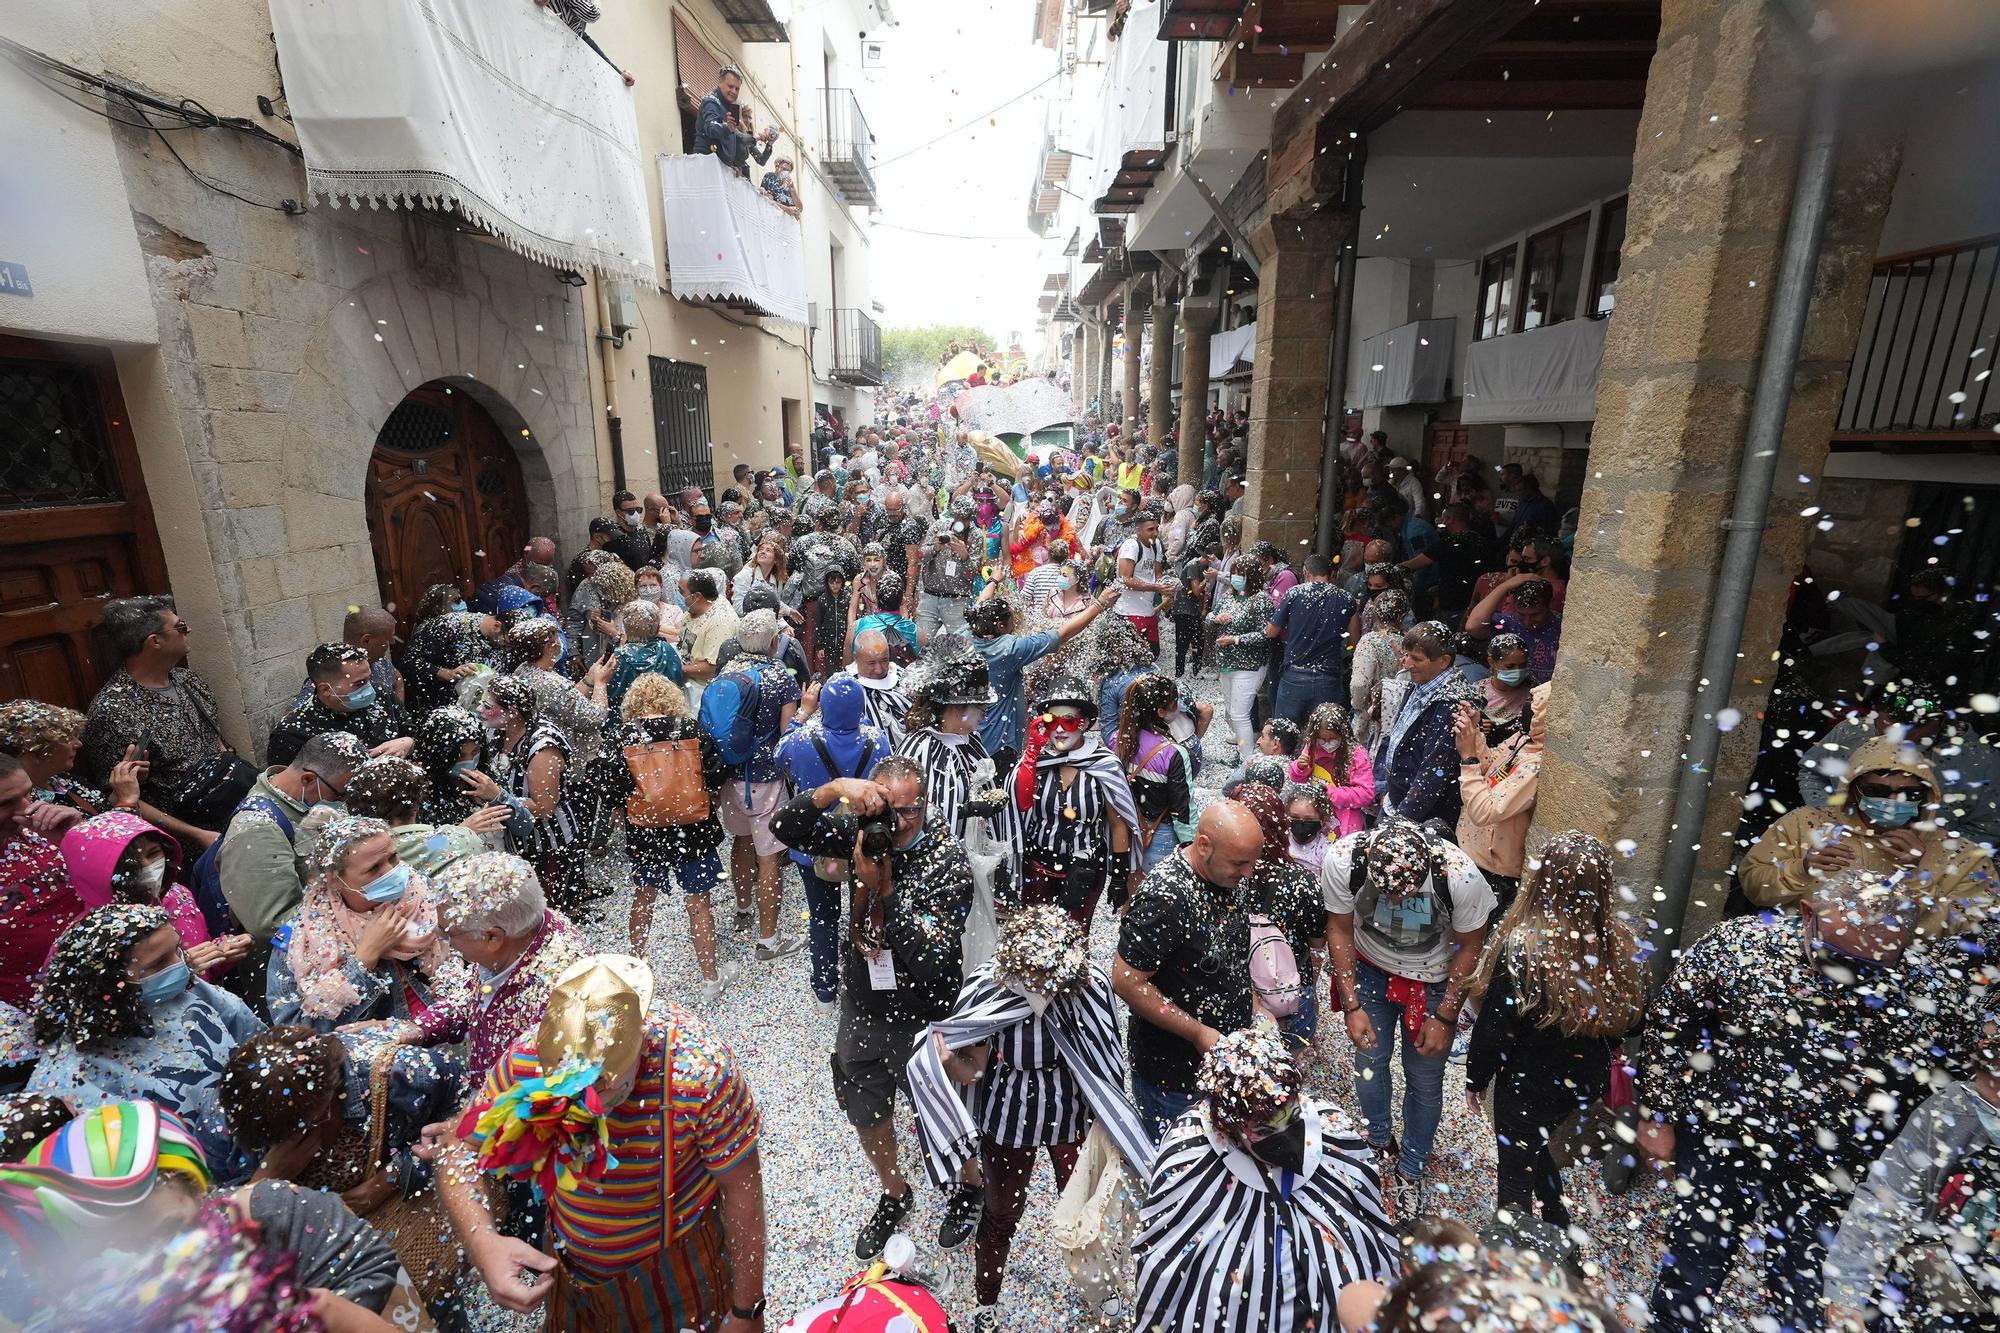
[364,382,529,634]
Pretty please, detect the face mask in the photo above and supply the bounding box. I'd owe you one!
[693,515,713,533]
[138,961,192,1006]
[450,600,469,614]
[623,512,642,529]
[1245,1110,1308,1173]
[305,776,342,811]
[352,862,412,904]
[1059,575,1076,591]
[450,758,480,778]
[1859,795,1922,828]
[340,681,377,713]
[1495,668,1527,687]
[128,859,168,897]
[1289,819,1322,845]
[638,586,664,602]
[1229,574,1247,594]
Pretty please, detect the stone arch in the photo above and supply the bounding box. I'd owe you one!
[236,248,597,734]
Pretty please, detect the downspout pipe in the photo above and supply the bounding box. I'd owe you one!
[593,272,628,494]
[1650,75,1843,980]
[1314,139,1365,558]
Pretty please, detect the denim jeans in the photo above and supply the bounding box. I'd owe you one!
[1351,958,1447,1180]
[1132,1074,1199,1144]
[1273,666,1346,726]
[799,865,843,1003]
[1136,821,1179,873]
[1278,983,1320,1050]
[916,594,969,641]
[1649,1140,1842,1333]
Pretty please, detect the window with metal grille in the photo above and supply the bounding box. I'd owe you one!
[376,397,457,454]
[0,357,123,509]
[649,356,714,499]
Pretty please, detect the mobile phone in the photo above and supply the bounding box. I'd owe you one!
[132,733,155,763]
[598,641,617,664]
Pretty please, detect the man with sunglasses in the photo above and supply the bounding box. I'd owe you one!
[768,755,974,1264]
[1741,732,1996,939]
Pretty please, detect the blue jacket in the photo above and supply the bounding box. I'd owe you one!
[1380,692,1462,829]
[773,676,890,867]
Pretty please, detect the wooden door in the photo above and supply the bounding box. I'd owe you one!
[364,383,528,635]
[0,335,170,709]
[1426,423,1470,481]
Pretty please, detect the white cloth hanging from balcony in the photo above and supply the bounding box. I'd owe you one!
[1355,318,1455,410]
[658,155,811,327]
[1460,317,1610,423]
[1208,322,1256,379]
[271,0,656,284]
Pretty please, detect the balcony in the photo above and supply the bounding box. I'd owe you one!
[1837,235,2000,442]
[1159,0,1250,41]
[823,89,879,207]
[659,155,808,325]
[830,308,886,385]
[711,0,788,42]
[269,0,655,283]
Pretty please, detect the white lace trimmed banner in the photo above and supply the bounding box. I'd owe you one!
[270,0,657,285]
[658,153,810,327]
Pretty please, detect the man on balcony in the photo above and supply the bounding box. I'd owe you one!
[697,66,777,179]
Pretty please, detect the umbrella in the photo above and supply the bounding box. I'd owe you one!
[935,350,983,388]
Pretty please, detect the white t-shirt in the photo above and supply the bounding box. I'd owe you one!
[1115,536,1164,617]
[1320,832,1494,983]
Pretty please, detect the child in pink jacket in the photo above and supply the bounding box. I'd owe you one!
[1286,702,1376,837]
[58,811,253,979]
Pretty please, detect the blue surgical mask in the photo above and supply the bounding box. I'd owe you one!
[1060,574,1077,591]
[1858,795,1922,828]
[341,681,377,713]
[1229,574,1247,594]
[138,960,192,1005]
[355,862,412,903]
[451,758,480,778]
[1495,668,1527,687]
[450,600,469,614]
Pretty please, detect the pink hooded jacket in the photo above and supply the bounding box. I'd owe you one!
[58,812,215,965]
[1288,743,1377,838]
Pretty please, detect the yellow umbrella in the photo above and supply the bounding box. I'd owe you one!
[935,350,983,387]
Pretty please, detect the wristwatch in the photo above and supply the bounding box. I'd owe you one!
[732,1297,767,1320]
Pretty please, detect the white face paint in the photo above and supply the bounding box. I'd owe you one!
[1042,706,1088,756]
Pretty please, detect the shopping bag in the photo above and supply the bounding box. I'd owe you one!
[1049,1122,1141,1317]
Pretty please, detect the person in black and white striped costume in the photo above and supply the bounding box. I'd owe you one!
[907,904,1152,1333]
[836,628,912,747]
[1005,673,1139,924]
[1132,1024,1401,1333]
[894,651,1019,852]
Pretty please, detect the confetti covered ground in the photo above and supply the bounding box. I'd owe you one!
[569,652,1771,1330]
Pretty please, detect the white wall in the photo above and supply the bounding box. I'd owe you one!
[0,5,159,345]
[1876,62,2000,256]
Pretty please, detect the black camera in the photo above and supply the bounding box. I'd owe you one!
[832,807,898,860]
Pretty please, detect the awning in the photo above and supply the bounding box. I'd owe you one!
[1356,317,1456,410]
[659,154,810,326]
[272,0,655,283]
[1461,318,1609,423]
[1089,1,1169,209]
[1208,321,1257,378]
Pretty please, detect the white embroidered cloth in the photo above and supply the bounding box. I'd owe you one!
[658,154,810,327]
[271,0,656,284]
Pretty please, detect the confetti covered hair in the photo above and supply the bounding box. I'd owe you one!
[1198,1026,1301,1137]
[414,706,485,791]
[0,700,86,757]
[1301,702,1357,784]
[505,617,564,670]
[31,904,172,1049]
[1234,783,1292,866]
[1363,589,1410,634]
[1361,819,1435,904]
[341,756,429,824]
[623,672,694,722]
[304,814,393,881]
[482,673,539,725]
[990,904,1089,998]
[589,560,637,608]
[219,1026,344,1154]
[1472,830,1646,1039]
[431,851,547,937]
[1115,673,1180,770]
[1485,632,1528,666]
[1374,1244,1629,1333]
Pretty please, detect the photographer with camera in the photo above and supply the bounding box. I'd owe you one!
[917,501,980,640]
[768,757,977,1263]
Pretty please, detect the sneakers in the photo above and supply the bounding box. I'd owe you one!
[755,934,806,963]
[694,961,743,1007]
[938,1182,984,1251]
[1372,1136,1401,1185]
[855,1187,914,1261]
[971,1305,999,1333]
[732,907,754,933]
[814,995,839,1018]
[1390,1168,1425,1225]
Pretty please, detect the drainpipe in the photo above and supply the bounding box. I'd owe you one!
[1651,75,1843,979]
[593,271,628,494]
[1314,138,1365,558]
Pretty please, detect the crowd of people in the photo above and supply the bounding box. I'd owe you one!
[0,391,1996,1333]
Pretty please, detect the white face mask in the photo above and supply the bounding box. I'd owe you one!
[130,859,168,897]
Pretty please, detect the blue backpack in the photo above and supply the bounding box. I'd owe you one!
[187,795,295,937]
[698,664,766,772]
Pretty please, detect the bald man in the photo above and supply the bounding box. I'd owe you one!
[1113,800,1266,1141]
[836,628,911,746]
[289,605,403,711]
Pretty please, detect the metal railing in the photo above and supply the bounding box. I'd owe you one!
[829,307,885,385]
[1837,233,2000,437]
[821,88,877,206]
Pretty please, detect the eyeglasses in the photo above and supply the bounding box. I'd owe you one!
[1853,781,1925,801]
[891,802,926,820]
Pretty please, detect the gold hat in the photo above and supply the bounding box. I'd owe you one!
[537,954,654,1079]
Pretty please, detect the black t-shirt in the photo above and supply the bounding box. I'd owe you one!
[1116,852,1253,1093]
[1431,530,1487,614]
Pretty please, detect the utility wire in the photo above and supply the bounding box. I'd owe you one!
[870,70,1063,172]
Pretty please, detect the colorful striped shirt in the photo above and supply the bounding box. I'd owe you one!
[470,1007,760,1281]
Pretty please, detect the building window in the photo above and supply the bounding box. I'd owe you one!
[1591,197,1628,316]
[1519,212,1592,332]
[0,357,123,509]
[1477,248,1517,340]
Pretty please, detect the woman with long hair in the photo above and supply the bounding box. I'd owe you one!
[1288,702,1375,838]
[1350,589,1411,751]
[1208,554,1275,756]
[732,534,791,615]
[1465,830,1646,1229]
[1115,674,1194,872]
[506,617,612,765]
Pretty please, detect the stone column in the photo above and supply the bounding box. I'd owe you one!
[1149,290,1176,449]
[1122,293,1144,441]
[1529,0,1901,947]
[1079,319,1100,412]
[1178,300,1219,486]
[1243,210,1340,553]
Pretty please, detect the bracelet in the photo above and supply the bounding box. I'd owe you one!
[731,1297,767,1320]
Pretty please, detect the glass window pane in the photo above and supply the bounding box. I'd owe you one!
[1520,213,1590,332]
[1593,198,1628,315]
[0,358,123,510]
[1478,250,1516,341]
